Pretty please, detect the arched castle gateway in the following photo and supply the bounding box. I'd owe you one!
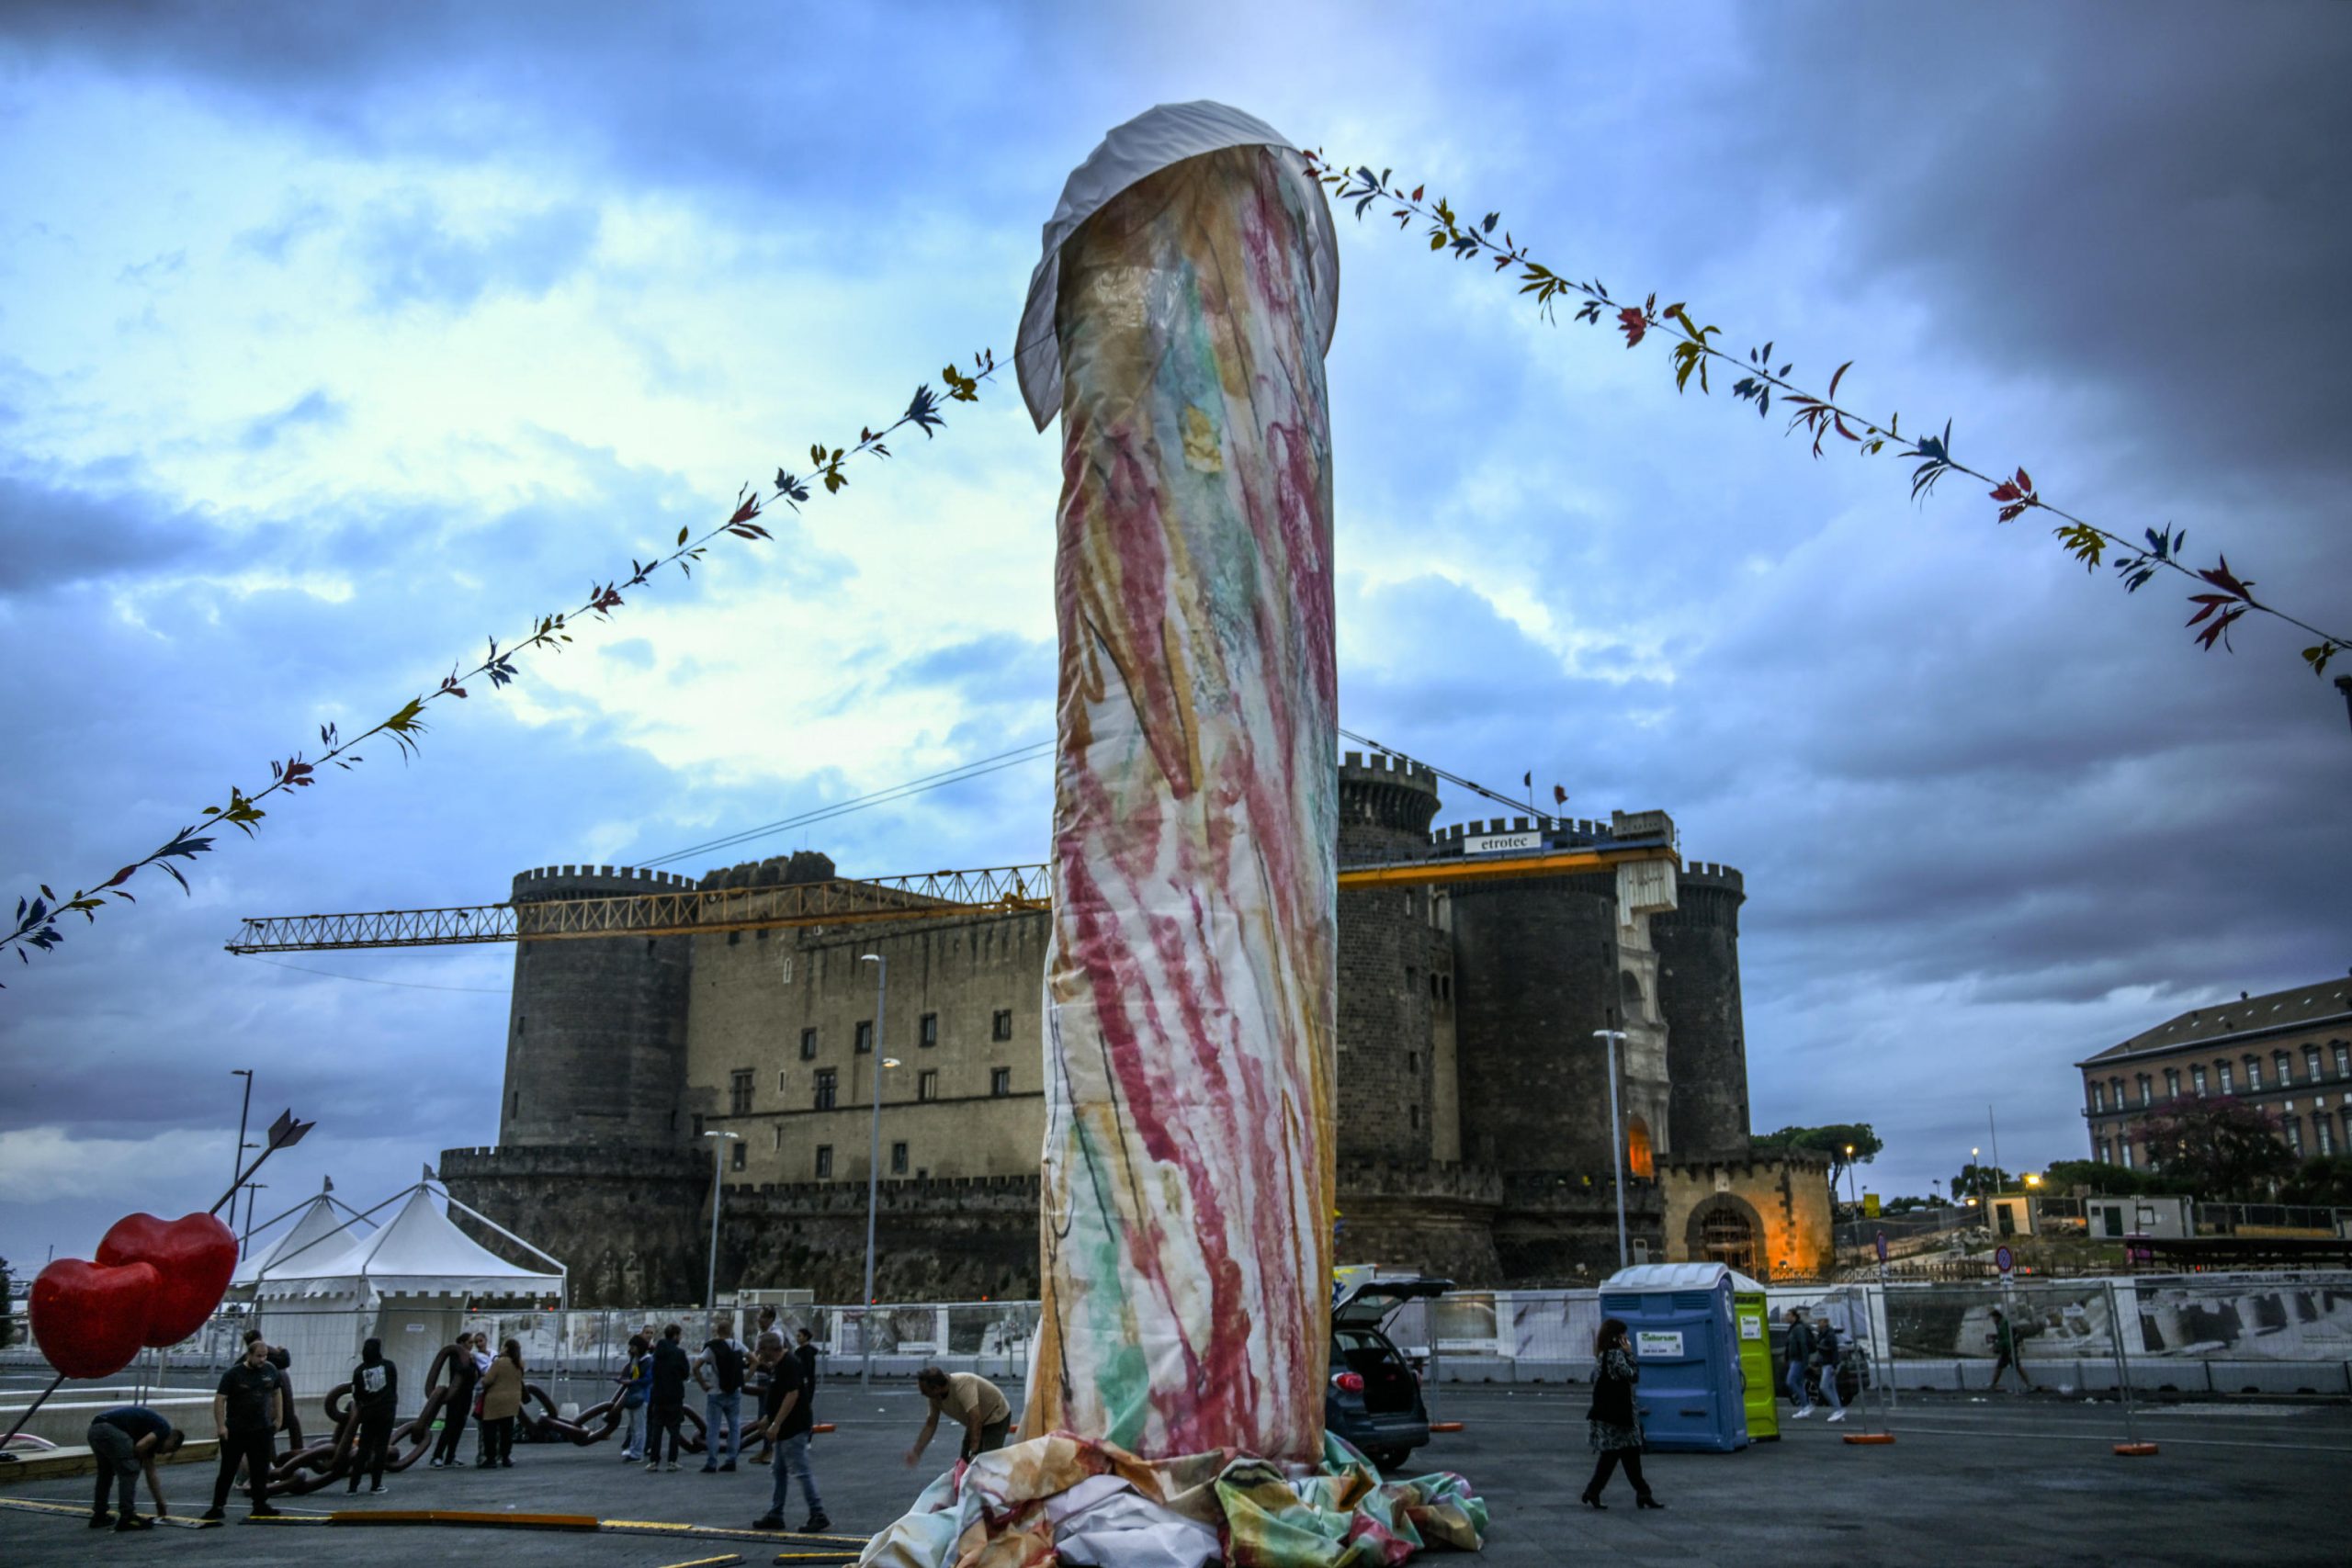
[443,758,1830,1303]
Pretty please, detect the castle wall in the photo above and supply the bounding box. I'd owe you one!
[440,1143,708,1306]
[1333,1160,1501,1284]
[1656,863,1751,1160]
[686,911,1050,1189]
[718,1175,1044,1303]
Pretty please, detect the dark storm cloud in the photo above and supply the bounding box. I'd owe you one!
[1723,1,2352,475]
[0,464,211,592]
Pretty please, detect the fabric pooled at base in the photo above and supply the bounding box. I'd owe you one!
[855,1430,1487,1568]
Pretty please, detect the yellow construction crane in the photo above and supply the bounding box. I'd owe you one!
[225,839,1678,953]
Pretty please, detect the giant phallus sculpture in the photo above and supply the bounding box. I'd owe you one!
[858,102,1484,1568]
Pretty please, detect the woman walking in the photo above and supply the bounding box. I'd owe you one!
[615,1335,652,1462]
[345,1338,400,1495]
[1582,1318,1663,1511]
[476,1339,526,1469]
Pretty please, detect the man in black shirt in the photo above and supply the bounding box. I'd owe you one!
[85,1404,182,1530]
[205,1337,285,1520]
[645,1323,691,1472]
[751,1331,827,1533]
[243,1330,301,1453]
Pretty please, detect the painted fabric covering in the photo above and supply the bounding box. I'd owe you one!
[854,1431,1487,1568]
[1027,140,1340,1463]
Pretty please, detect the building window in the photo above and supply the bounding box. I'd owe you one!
[2121,1140,2136,1169]
[730,1070,754,1115]
[2217,1062,2234,1095]
[918,1069,939,1102]
[2137,1075,2152,1107]
[1409,1105,1419,1129]
[2088,1082,2104,1112]
[993,1009,1014,1041]
[799,1028,819,1061]
[813,1069,837,1111]
[2306,1045,2324,1082]
[773,1125,783,1151]
[1440,974,1452,1002]
[2191,1066,2208,1097]
[920,1012,939,1049]
[2275,1050,2293,1084]
[2285,1118,2304,1156]
[890,1141,909,1175]
[729,1140,746,1171]
[990,1066,1012,1098]
[2095,1138,2109,1164]
[2318,1117,2338,1157]
[1408,1051,1419,1076]
[815,1145,833,1179]
[728,930,741,946]
[2165,1069,2181,1100]
[1430,972,1442,1000]
[2109,1076,2123,1108]
[1406,964,1418,994]
[855,1020,874,1055]
[2335,1043,2349,1078]
[510,1090,519,1119]
[2246,1057,2263,1090]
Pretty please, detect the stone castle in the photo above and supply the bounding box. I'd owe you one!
[444,753,1829,1304]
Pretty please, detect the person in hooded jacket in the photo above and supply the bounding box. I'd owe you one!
[429,1334,479,1467]
[1581,1318,1662,1510]
[346,1338,400,1495]
[614,1335,652,1461]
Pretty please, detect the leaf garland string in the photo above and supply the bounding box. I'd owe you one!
[1302,155,2346,682]
[2,354,1003,979]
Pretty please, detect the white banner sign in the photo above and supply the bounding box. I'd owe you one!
[1464,830,1544,854]
[1635,1329,1685,1359]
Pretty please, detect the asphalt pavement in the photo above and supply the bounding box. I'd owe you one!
[5,1382,2346,1567]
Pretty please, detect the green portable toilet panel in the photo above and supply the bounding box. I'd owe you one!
[1598,1262,1754,1454]
[1734,1285,1777,1441]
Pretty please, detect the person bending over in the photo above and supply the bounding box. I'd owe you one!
[904,1368,1011,1469]
[85,1404,182,1531]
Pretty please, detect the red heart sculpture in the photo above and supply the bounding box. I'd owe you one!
[97,1212,240,1347]
[30,1258,161,1380]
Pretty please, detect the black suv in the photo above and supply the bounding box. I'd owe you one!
[1326,1277,1450,1471]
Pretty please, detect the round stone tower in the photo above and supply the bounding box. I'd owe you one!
[500,864,696,1146]
[1446,820,1623,1175]
[1656,862,1750,1159]
[1334,752,1450,1165]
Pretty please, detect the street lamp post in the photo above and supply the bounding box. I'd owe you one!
[1592,1030,1629,1271]
[702,1130,740,1310]
[859,953,888,1388]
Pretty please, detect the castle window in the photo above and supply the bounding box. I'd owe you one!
[755,927,767,941]
[855,1020,873,1054]
[728,931,741,946]
[799,1028,818,1061]
[813,1069,837,1111]
[993,1010,1014,1042]
[890,1141,909,1176]
[1409,1106,1419,1129]
[1440,974,1452,1002]
[990,1067,1012,1098]
[692,1113,705,1138]
[815,1145,833,1179]
[510,1090,519,1119]
[1405,964,1417,993]
[1408,1052,1419,1075]
[729,1140,746,1171]
[729,1070,754,1115]
[773,1125,783,1151]
[918,1069,939,1102]
[920,1012,939,1049]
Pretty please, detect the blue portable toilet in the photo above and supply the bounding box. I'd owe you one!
[1598,1262,1751,1453]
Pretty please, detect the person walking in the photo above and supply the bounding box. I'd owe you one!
[1815,1315,1848,1424]
[345,1338,400,1495]
[752,1331,829,1533]
[1988,1306,2033,1393]
[429,1333,480,1467]
[614,1335,652,1462]
[85,1404,182,1530]
[748,1307,780,1465]
[477,1339,526,1468]
[1783,1307,1816,1418]
[646,1323,691,1472]
[905,1369,1012,1468]
[695,1317,750,1473]
[1580,1318,1661,1510]
[204,1335,286,1521]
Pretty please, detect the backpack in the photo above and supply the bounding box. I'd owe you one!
[709,1338,746,1393]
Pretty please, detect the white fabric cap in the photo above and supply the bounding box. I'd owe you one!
[1016,100,1340,431]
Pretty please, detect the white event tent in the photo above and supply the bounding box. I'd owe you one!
[252,1183,565,1398]
[231,1193,375,1293]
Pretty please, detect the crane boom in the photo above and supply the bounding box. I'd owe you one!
[225,840,1676,954]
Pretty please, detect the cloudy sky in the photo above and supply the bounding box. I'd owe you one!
[3,2,2347,1271]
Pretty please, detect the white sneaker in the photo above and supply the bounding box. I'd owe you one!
[644,1460,659,1472]
[1826,1410,1847,1424]
[1791,1406,1813,1418]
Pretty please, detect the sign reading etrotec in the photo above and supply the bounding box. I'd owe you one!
[1464,831,1544,854]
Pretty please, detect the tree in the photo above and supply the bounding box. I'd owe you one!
[2132,1097,2294,1201]
[1950,1161,2011,1203]
[2042,1159,2175,1197]
[2278,1154,2352,1209]
[1754,1123,1884,1191]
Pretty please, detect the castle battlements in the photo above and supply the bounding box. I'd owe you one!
[514,864,695,888]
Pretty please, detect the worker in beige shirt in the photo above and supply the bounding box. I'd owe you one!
[904,1368,1012,1467]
